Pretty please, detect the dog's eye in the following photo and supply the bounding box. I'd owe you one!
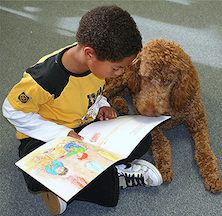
[163,79,170,85]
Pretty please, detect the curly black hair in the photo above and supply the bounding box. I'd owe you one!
[76,5,142,62]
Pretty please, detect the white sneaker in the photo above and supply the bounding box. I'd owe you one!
[116,159,163,189]
[40,191,67,215]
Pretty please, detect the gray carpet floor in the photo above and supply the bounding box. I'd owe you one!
[1,1,221,215]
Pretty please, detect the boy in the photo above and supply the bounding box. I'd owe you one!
[2,5,162,215]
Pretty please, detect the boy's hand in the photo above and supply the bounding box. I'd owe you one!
[97,106,117,121]
[68,130,84,140]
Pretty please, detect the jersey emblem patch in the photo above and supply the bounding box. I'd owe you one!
[18,92,31,103]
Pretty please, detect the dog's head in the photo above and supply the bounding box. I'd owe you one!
[127,38,199,116]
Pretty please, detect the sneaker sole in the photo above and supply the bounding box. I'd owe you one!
[40,191,67,215]
[132,159,163,186]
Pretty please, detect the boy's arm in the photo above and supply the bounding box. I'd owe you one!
[2,98,73,142]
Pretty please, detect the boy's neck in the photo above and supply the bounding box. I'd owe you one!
[61,44,89,74]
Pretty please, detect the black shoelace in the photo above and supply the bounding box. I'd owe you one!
[124,173,146,187]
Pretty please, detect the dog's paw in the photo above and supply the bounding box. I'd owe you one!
[160,169,173,184]
[205,177,222,193]
[117,106,129,115]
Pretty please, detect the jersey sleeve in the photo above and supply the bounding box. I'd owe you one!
[3,72,72,142]
[7,72,52,113]
[98,95,111,108]
[2,98,72,142]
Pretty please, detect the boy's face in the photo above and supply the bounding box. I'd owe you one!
[56,167,66,175]
[88,54,136,79]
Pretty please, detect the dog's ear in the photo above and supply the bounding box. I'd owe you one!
[127,58,141,93]
[171,64,199,111]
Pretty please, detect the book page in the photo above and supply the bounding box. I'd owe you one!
[79,115,171,158]
[15,136,122,202]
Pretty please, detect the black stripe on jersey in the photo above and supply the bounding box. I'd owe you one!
[26,47,91,99]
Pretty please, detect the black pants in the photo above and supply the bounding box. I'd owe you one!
[18,127,152,207]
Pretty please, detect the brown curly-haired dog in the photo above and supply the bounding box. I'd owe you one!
[104,38,222,193]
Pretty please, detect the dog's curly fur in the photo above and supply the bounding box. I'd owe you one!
[104,38,222,193]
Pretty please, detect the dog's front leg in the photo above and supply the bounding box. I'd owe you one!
[104,76,130,115]
[150,127,173,183]
[186,114,222,193]
[107,96,129,115]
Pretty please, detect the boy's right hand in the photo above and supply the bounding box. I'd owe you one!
[67,130,84,140]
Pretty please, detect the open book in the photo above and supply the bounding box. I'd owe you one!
[16,115,170,202]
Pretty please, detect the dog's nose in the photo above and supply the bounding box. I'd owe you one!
[143,109,156,117]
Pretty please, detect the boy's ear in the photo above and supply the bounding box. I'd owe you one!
[84,46,96,60]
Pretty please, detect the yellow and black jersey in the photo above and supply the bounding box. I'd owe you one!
[4,43,109,141]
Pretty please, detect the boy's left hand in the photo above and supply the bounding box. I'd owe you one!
[97,106,117,121]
